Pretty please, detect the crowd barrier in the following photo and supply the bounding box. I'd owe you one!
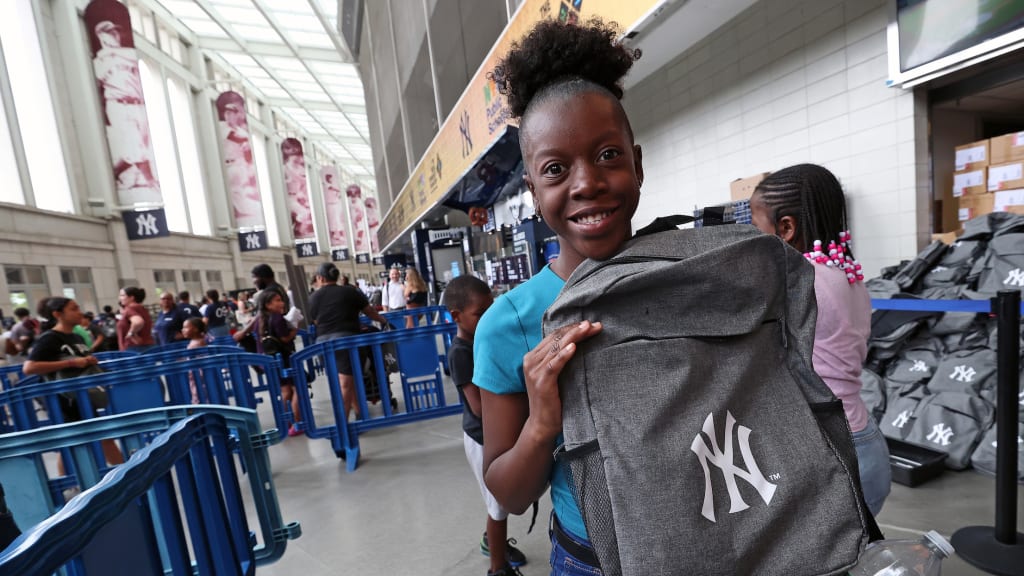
[871,292,1024,572]
[291,320,460,471]
[0,407,300,574]
[0,352,290,442]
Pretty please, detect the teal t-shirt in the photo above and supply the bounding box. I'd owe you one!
[472,266,588,540]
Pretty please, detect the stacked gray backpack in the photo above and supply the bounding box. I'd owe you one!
[544,225,873,576]
[865,212,1023,480]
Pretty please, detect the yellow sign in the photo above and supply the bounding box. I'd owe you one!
[377,0,661,250]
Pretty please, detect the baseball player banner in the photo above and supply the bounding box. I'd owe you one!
[281,138,318,258]
[215,91,266,252]
[346,184,370,260]
[364,193,382,256]
[85,0,168,239]
[321,165,350,261]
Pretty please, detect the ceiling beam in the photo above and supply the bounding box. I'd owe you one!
[197,37,345,63]
[266,98,365,115]
[306,0,354,63]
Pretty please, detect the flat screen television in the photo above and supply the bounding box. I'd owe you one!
[887,0,1024,87]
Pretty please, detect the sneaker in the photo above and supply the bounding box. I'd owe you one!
[480,532,527,567]
[287,423,303,437]
[486,564,523,576]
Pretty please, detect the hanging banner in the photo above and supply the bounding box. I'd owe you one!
[346,184,370,261]
[281,138,318,258]
[84,0,168,239]
[364,194,381,256]
[215,91,266,252]
[321,165,349,261]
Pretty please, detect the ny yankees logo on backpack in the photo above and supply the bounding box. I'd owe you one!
[545,225,872,576]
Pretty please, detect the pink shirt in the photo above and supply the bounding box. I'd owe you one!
[812,265,871,432]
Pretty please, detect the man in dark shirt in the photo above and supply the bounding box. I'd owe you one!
[153,292,183,345]
[203,289,233,338]
[308,262,387,422]
[176,291,202,320]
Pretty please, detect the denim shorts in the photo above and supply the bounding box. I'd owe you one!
[853,416,892,516]
[549,514,602,576]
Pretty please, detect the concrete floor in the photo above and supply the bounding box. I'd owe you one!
[249,376,1024,576]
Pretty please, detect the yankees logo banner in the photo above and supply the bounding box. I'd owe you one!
[215,91,267,251]
[85,0,168,239]
[321,165,350,261]
[281,138,318,258]
[364,194,382,255]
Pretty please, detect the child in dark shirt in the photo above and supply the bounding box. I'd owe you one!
[237,290,300,434]
[445,276,526,576]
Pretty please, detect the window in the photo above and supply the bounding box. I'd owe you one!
[251,133,280,247]
[0,86,24,205]
[182,270,202,300]
[138,57,188,233]
[6,265,49,313]
[205,270,222,285]
[153,269,177,297]
[60,267,98,314]
[0,0,73,212]
[167,76,210,235]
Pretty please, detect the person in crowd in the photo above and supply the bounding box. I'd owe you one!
[154,292,184,346]
[80,312,106,353]
[72,311,100,353]
[473,19,638,571]
[23,297,124,472]
[116,286,154,352]
[382,265,407,312]
[183,317,208,350]
[403,267,430,328]
[9,307,39,358]
[93,307,119,352]
[308,262,388,427]
[176,291,202,319]
[252,263,290,310]
[445,275,527,576]
[235,290,254,327]
[203,289,233,338]
[234,290,299,434]
[750,163,891,515]
[182,317,208,403]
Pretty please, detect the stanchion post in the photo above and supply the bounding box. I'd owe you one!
[951,290,1024,575]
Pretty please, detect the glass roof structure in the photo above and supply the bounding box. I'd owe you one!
[148,0,373,190]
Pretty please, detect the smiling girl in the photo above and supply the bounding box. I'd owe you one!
[473,18,641,574]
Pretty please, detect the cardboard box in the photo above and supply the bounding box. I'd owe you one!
[994,189,1024,213]
[990,132,1024,164]
[952,167,986,197]
[955,139,989,171]
[931,230,962,244]
[729,172,770,201]
[958,194,994,222]
[987,160,1024,192]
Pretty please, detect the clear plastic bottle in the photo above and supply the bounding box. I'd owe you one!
[849,531,955,576]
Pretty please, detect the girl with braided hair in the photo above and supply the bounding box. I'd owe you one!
[473,18,641,575]
[750,163,891,515]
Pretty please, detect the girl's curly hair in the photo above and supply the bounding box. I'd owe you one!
[490,17,638,119]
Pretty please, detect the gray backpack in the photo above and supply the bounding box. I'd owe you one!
[544,226,871,576]
[902,392,994,470]
[975,234,1024,295]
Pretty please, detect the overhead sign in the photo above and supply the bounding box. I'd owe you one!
[376,0,660,250]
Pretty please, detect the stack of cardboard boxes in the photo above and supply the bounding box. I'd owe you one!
[955,131,1024,225]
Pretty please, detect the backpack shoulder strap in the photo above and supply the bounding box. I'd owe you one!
[634,215,695,237]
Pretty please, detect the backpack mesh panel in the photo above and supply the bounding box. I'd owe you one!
[560,441,621,575]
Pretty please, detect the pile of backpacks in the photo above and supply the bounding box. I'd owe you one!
[861,212,1024,483]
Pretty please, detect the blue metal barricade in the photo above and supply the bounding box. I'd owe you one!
[290,321,461,471]
[0,407,300,574]
[0,352,289,440]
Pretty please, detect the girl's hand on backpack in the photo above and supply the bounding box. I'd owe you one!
[523,320,602,438]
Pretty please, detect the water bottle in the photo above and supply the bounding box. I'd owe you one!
[849,531,954,576]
